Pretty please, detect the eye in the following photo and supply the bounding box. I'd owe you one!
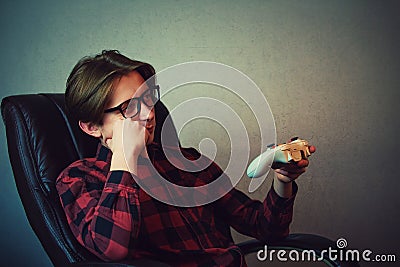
[144,91,152,100]
[144,89,158,105]
[123,98,139,117]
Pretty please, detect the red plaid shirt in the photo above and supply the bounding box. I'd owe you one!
[56,143,297,266]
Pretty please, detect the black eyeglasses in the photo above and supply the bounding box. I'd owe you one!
[104,85,160,118]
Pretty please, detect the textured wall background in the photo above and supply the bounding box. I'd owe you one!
[1,1,399,266]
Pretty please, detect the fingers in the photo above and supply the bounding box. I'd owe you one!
[286,137,316,158]
[274,138,314,182]
[275,168,305,180]
[272,159,309,169]
[275,158,306,180]
[271,162,285,170]
[296,159,309,168]
[109,119,146,156]
[123,119,147,157]
[275,160,307,181]
[287,166,306,174]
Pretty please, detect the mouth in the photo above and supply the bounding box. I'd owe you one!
[145,124,155,134]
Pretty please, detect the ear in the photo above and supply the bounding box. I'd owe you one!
[79,121,102,138]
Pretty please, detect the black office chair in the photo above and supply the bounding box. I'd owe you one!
[1,93,359,267]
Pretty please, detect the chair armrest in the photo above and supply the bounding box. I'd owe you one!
[70,234,360,267]
[70,259,171,267]
[237,233,360,267]
[70,263,134,267]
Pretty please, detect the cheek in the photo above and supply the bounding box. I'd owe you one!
[100,117,117,139]
[103,126,114,139]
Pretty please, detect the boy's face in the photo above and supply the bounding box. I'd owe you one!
[100,71,156,147]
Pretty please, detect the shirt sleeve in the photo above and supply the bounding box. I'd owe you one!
[56,162,140,261]
[181,146,297,243]
[213,167,298,243]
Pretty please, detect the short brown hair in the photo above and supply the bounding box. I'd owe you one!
[65,50,155,125]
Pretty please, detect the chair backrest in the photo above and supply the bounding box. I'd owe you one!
[1,93,178,266]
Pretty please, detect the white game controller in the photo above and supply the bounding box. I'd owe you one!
[247,138,311,178]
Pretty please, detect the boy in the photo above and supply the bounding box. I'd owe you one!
[57,50,315,266]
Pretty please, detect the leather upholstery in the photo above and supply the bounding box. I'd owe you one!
[2,93,358,267]
[1,94,177,266]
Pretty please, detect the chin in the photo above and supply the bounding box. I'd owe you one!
[146,132,155,145]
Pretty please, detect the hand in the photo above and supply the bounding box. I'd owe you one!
[272,145,316,183]
[107,119,147,172]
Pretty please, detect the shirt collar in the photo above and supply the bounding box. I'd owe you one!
[96,143,111,163]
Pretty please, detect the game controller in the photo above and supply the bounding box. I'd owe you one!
[247,137,311,178]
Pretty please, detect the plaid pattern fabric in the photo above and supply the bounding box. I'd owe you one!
[56,143,297,266]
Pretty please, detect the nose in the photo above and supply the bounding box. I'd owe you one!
[138,101,155,122]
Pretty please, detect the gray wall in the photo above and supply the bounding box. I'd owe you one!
[1,1,399,266]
